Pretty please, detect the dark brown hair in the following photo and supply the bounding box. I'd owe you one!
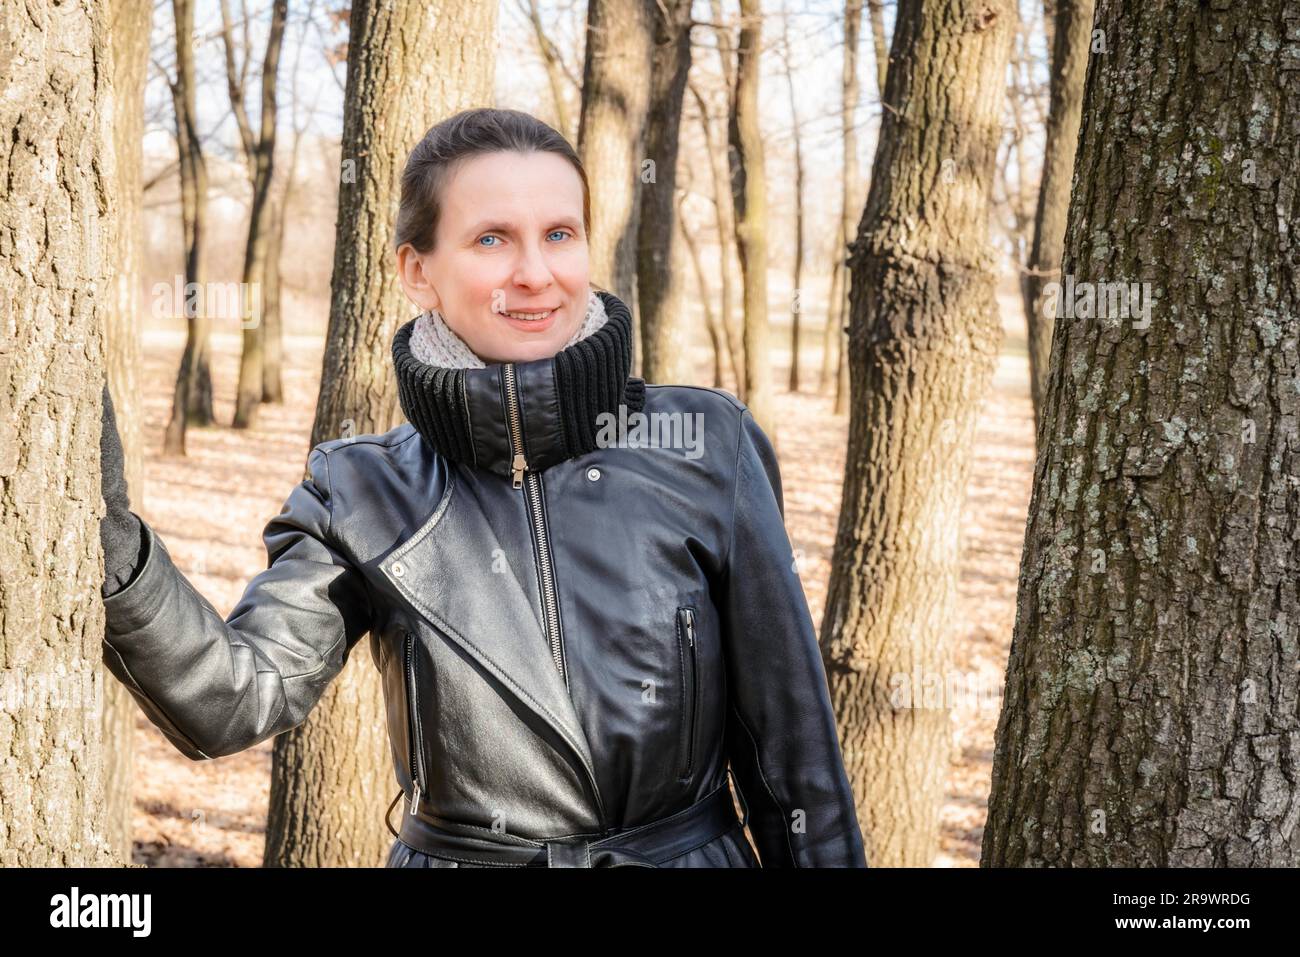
[393,108,591,255]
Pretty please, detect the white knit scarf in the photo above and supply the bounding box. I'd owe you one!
[408,289,609,368]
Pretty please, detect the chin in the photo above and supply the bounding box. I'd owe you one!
[512,337,567,363]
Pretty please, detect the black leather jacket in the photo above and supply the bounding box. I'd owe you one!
[101,291,867,868]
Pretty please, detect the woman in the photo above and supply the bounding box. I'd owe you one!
[99,107,867,868]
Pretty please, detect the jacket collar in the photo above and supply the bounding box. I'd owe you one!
[392,289,646,481]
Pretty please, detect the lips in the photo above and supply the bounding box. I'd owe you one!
[501,308,555,321]
[496,304,563,333]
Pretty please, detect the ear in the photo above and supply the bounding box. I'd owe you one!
[396,244,441,313]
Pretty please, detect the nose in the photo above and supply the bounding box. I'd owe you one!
[511,237,553,290]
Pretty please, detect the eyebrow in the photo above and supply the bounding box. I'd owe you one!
[467,216,582,236]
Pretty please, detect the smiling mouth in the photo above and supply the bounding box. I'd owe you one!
[500,307,558,321]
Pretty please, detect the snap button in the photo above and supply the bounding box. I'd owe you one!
[391,561,405,578]
[586,467,601,482]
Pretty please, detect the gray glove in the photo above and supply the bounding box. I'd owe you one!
[100,382,146,597]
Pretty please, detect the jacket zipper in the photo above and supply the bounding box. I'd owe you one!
[404,629,427,815]
[502,362,607,830]
[676,606,699,779]
[502,362,568,688]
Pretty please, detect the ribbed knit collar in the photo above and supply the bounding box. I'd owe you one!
[392,289,646,481]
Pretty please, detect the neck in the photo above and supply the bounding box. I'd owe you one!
[392,289,646,480]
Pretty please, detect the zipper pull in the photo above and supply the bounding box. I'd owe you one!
[410,781,421,815]
[685,609,695,646]
[512,452,527,489]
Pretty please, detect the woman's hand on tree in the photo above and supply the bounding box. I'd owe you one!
[100,381,144,596]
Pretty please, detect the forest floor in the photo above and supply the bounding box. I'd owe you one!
[126,308,1035,867]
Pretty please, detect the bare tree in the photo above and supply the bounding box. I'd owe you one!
[162,0,216,456]
[222,0,288,429]
[577,0,657,361]
[262,0,326,405]
[832,0,864,415]
[984,0,1300,867]
[520,0,578,143]
[0,0,121,867]
[778,3,807,392]
[821,0,1015,867]
[677,149,726,387]
[1022,0,1095,434]
[728,0,776,440]
[689,78,744,395]
[636,0,695,385]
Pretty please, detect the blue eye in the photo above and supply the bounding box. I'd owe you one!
[547,230,569,242]
[478,235,500,247]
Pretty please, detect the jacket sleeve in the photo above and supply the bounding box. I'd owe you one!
[100,445,373,760]
[717,409,868,867]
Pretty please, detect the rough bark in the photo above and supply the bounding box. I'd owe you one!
[577,0,657,362]
[0,0,121,867]
[983,0,1300,867]
[636,0,694,386]
[263,0,497,868]
[820,0,1014,867]
[729,0,776,440]
[100,0,153,864]
[1022,0,1094,436]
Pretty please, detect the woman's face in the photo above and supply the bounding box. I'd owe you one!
[397,149,590,365]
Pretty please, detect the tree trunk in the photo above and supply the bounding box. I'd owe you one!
[577,0,657,365]
[0,0,120,867]
[729,0,776,441]
[833,309,848,414]
[262,189,285,403]
[820,217,845,392]
[100,0,153,865]
[866,0,889,95]
[162,0,215,456]
[636,0,694,385]
[265,49,313,409]
[820,0,1014,868]
[1022,0,1094,437]
[677,165,724,387]
[689,78,744,395]
[780,6,807,393]
[832,0,864,417]
[231,0,288,430]
[525,0,574,143]
[983,0,1300,867]
[708,0,746,397]
[263,0,497,868]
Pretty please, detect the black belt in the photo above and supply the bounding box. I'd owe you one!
[393,775,747,867]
